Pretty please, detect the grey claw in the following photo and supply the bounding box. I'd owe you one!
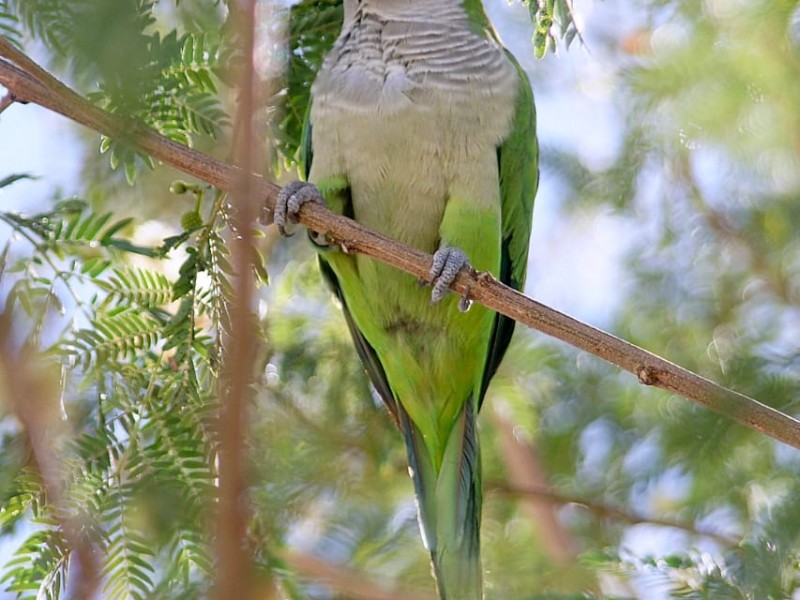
[272,181,323,237]
[429,246,470,304]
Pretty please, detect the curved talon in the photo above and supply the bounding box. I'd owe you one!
[429,246,470,304]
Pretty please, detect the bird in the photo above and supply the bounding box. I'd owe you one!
[272,1,538,597]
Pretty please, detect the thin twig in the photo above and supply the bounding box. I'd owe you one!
[492,413,579,563]
[489,482,740,548]
[1,43,799,449]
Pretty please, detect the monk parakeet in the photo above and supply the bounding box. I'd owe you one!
[273,1,538,597]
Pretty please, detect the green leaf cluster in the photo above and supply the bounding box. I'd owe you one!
[3,0,230,184]
[276,0,343,169]
[522,0,582,58]
[0,187,239,598]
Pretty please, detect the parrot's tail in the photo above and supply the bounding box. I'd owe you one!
[399,399,482,600]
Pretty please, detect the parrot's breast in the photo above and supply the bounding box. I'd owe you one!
[309,2,519,252]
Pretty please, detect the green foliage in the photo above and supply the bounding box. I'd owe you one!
[0,189,235,597]
[277,0,343,169]
[97,267,173,309]
[1,526,68,599]
[0,0,21,48]
[522,0,583,58]
[90,30,229,184]
[4,0,66,52]
[622,484,800,598]
[101,482,157,599]
[4,0,229,184]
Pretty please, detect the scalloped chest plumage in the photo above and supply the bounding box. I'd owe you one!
[308,0,520,250]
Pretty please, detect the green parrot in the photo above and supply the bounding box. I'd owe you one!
[272,1,538,597]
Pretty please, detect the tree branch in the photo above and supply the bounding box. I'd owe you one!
[2,40,799,449]
[488,482,739,548]
[0,91,14,113]
[492,413,579,563]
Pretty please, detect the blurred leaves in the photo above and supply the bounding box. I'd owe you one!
[0,193,224,597]
[523,0,583,58]
[525,0,800,597]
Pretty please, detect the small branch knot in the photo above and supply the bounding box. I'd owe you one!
[637,364,660,386]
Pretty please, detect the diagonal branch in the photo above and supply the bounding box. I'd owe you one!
[492,413,579,563]
[489,482,740,548]
[1,40,800,449]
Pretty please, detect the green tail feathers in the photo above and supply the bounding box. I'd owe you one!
[399,399,483,600]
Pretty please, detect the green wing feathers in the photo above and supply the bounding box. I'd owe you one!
[481,57,539,402]
[499,54,539,293]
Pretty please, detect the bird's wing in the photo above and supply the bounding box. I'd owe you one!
[480,57,539,403]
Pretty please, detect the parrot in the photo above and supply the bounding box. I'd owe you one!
[271,1,538,597]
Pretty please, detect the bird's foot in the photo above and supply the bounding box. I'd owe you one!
[429,246,472,311]
[263,181,328,245]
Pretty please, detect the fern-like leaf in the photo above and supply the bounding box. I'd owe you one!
[6,0,71,54]
[1,524,69,600]
[0,0,23,48]
[66,310,161,370]
[277,0,343,167]
[102,483,156,600]
[97,267,172,309]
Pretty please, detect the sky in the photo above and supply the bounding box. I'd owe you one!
[486,0,638,326]
[0,45,84,213]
